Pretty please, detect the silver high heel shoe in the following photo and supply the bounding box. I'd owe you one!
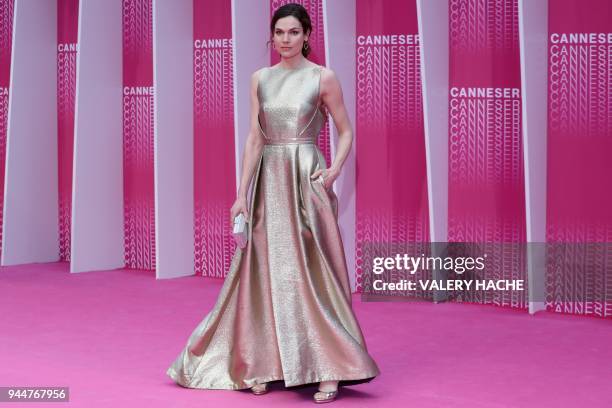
[313,389,338,403]
[251,382,268,395]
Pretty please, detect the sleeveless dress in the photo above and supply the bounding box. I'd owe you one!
[166,64,380,390]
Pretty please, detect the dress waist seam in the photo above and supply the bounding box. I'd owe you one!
[264,139,316,145]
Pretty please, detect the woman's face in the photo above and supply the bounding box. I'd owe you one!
[272,16,308,58]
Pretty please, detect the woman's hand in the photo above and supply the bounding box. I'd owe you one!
[310,166,340,190]
[230,196,249,224]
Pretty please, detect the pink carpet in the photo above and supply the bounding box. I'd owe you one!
[1,262,610,407]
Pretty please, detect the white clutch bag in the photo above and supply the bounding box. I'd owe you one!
[232,213,248,249]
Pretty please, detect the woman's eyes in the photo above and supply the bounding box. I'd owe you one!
[276,31,300,35]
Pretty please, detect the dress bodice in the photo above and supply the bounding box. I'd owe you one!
[257,65,326,143]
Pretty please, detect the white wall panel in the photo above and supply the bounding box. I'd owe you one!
[417,0,449,302]
[153,0,194,279]
[70,0,124,273]
[2,0,59,266]
[231,0,269,193]
[324,0,357,291]
[519,0,548,314]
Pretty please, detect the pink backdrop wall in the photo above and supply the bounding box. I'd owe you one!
[193,0,236,277]
[122,0,155,270]
[355,0,429,294]
[0,0,13,259]
[57,0,78,262]
[448,0,526,308]
[270,0,331,167]
[547,0,612,317]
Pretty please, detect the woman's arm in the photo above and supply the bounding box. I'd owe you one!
[310,67,353,189]
[230,69,266,221]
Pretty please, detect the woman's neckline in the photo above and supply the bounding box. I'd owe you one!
[272,63,320,71]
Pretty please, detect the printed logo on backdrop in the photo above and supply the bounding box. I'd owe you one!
[0,0,14,258]
[193,37,233,123]
[549,33,612,142]
[448,0,526,308]
[57,0,79,262]
[547,0,612,318]
[355,0,429,296]
[449,0,519,51]
[270,0,331,166]
[193,0,237,278]
[193,35,235,277]
[548,33,612,243]
[123,0,156,270]
[356,34,422,129]
[57,42,77,261]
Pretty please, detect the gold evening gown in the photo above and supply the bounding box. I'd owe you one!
[166,64,380,389]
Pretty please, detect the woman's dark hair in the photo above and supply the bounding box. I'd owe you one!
[269,3,313,57]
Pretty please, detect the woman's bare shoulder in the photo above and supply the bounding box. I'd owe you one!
[249,68,268,90]
[319,65,337,80]
[251,67,267,79]
[318,66,341,96]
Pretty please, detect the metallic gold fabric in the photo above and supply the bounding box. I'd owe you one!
[167,65,380,390]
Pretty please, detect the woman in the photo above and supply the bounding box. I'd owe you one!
[167,3,380,403]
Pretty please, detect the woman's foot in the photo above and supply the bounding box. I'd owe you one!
[313,380,338,403]
[251,382,268,395]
